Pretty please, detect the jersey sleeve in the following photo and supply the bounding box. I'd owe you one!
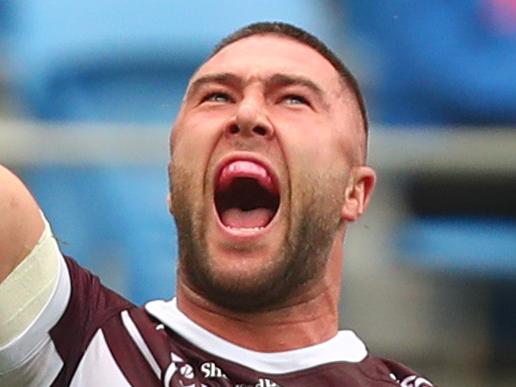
[49,256,134,385]
[0,244,133,386]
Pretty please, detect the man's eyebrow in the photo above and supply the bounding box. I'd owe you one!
[186,72,329,107]
[186,73,242,99]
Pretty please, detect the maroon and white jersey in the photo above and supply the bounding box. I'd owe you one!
[0,255,434,386]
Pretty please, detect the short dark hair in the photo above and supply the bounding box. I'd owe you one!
[211,22,369,141]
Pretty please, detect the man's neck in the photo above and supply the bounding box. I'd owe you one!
[176,279,340,352]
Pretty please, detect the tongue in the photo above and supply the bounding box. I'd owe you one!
[221,208,273,229]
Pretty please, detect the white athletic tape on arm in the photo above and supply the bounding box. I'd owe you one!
[0,215,59,347]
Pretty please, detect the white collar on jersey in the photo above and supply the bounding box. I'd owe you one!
[145,298,368,375]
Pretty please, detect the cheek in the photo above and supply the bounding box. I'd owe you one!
[172,118,221,171]
[280,127,344,174]
[280,128,350,207]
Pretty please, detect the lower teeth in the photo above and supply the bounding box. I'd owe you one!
[227,226,265,230]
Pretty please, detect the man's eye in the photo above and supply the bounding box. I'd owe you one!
[203,92,231,103]
[283,95,309,105]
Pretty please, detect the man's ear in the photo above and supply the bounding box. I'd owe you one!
[341,166,376,222]
[167,192,174,216]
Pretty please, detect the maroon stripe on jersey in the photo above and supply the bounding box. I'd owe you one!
[50,257,133,386]
[102,310,162,386]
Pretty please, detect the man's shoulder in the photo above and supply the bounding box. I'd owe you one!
[50,256,135,348]
[62,255,134,320]
[358,354,435,387]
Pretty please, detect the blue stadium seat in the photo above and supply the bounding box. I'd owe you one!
[4,0,342,304]
[398,217,516,278]
[398,216,516,356]
[342,0,516,125]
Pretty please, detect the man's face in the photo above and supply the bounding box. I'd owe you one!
[169,34,371,312]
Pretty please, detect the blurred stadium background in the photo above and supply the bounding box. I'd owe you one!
[1,1,515,386]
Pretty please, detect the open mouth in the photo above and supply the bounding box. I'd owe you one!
[214,160,280,230]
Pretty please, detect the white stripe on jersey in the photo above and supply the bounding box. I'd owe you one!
[146,298,368,375]
[121,310,162,379]
[70,329,130,387]
[0,336,62,387]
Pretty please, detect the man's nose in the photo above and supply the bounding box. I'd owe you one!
[225,96,274,139]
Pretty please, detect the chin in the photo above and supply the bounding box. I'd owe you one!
[179,232,292,312]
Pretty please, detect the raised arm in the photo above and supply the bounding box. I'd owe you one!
[0,164,44,283]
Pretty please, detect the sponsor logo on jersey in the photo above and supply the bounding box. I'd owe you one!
[236,379,281,387]
[256,378,281,387]
[200,362,227,379]
[400,375,434,387]
[163,352,208,387]
[164,351,280,387]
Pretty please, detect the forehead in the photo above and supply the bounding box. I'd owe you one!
[193,34,341,90]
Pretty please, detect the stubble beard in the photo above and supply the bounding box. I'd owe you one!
[171,165,344,313]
